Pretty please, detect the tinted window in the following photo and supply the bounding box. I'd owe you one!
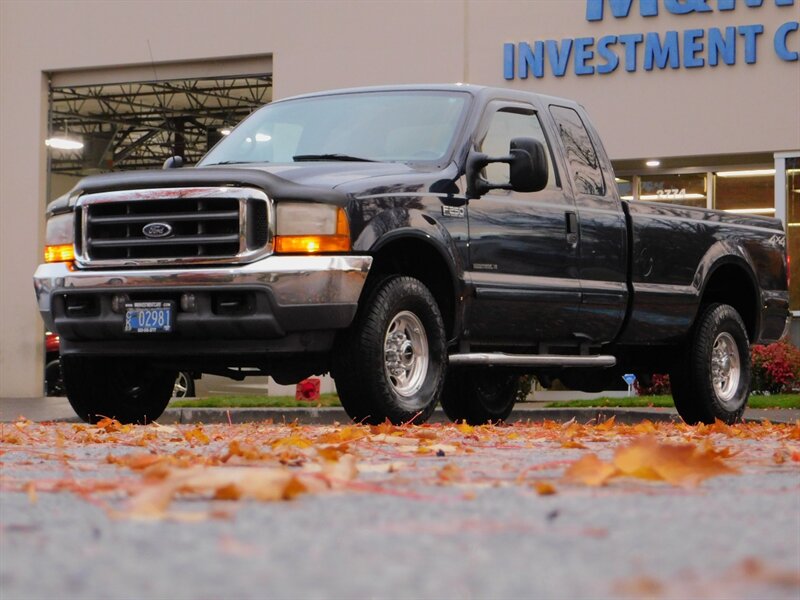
[479,108,556,189]
[550,106,605,196]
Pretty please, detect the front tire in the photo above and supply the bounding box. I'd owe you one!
[45,358,65,396]
[62,356,176,424]
[333,276,447,425]
[440,368,520,424]
[670,303,751,425]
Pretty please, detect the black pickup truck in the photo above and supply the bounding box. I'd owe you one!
[34,85,790,426]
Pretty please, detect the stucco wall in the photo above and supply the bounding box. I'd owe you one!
[1,0,798,396]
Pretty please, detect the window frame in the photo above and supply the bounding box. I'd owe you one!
[474,100,562,191]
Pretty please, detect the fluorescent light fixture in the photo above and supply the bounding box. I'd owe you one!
[723,208,776,214]
[637,193,705,201]
[615,177,628,183]
[45,137,83,150]
[220,128,232,136]
[255,133,272,142]
[645,160,660,167]
[716,169,775,178]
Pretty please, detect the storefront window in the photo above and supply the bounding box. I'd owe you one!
[788,158,800,312]
[615,177,632,199]
[714,169,775,216]
[638,173,707,208]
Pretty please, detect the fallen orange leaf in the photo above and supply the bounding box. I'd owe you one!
[564,454,617,486]
[613,437,737,486]
[533,481,557,495]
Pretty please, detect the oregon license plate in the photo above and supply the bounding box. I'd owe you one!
[124,302,173,333]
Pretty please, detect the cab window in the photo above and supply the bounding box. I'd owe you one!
[549,105,606,196]
[479,108,557,190]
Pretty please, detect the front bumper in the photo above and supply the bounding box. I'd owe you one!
[33,255,371,355]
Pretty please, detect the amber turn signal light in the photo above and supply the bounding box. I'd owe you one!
[44,244,75,263]
[275,208,351,254]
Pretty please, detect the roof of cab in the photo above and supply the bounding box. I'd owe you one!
[275,84,579,110]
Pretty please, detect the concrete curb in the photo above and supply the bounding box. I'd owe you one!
[152,405,799,425]
[3,397,796,424]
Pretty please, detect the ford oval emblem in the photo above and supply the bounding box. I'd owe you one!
[142,222,173,238]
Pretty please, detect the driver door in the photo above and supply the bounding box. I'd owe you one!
[464,101,581,347]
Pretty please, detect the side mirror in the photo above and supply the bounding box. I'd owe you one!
[163,155,184,169]
[509,137,548,193]
[466,136,548,199]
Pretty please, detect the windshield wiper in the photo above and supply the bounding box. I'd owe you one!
[293,153,376,163]
[204,160,260,166]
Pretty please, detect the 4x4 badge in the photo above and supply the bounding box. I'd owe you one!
[142,222,173,238]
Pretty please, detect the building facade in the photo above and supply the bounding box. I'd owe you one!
[1,0,798,397]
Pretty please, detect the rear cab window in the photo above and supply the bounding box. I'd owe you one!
[549,105,606,197]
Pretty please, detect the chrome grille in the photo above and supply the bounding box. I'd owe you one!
[76,187,272,267]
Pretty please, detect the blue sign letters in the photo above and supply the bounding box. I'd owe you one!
[505,0,798,79]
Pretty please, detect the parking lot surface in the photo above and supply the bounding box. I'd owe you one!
[1,418,799,600]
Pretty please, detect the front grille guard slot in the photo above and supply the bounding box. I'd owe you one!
[74,187,273,268]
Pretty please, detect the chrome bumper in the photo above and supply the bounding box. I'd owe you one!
[33,254,372,331]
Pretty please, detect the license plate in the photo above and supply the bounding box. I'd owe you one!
[124,302,173,333]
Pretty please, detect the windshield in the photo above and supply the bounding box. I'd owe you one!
[199,90,470,166]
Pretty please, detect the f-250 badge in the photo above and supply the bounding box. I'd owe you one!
[442,205,465,218]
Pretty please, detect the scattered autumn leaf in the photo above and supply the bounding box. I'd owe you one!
[532,481,557,495]
[437,463,465,483]
[564,454,618,486]
[613,437,737,486]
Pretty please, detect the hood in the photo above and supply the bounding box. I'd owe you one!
[225,161,424,188]
[72,162,437,207]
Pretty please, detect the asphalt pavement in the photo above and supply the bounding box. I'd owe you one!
[1,419,798,600]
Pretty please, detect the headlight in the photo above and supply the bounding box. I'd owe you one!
[44,212,75,263]
[274,203,351,254]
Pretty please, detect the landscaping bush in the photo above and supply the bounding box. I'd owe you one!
[751,341,800,394]
[635,374,671,396]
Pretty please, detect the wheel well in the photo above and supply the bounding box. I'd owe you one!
[366,238,457,338]
[700,264,758,339]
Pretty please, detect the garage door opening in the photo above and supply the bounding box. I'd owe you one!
[42,58,272,396]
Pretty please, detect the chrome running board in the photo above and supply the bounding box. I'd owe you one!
[448,353,616,367]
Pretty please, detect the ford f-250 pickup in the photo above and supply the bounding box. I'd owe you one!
[34,85,791,426]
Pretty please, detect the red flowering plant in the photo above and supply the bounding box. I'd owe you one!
[635,374,672,396]
[750,341,800,394]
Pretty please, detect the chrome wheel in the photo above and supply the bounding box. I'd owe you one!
[383,310,429,397]
[173,371,191,398]
[711,332,741,408]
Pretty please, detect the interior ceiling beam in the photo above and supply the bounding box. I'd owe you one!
[49,75,272,175]
[112,127,162,163]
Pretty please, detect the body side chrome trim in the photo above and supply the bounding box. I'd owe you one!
[449,353,616,367]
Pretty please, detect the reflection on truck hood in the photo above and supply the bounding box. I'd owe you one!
[205,161,423,189]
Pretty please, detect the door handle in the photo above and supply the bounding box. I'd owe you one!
[565,211,579,245]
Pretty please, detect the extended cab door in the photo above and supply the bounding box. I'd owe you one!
[464,101,581,346]
[548,105,628,342]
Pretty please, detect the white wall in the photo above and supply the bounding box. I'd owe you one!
[1,0,798,397]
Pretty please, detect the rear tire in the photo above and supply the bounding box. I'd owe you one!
[670,303,751,425]
[62,356,176,424]
[440,368,519,425]
[172,371,195,398]
[333,276,446,425]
